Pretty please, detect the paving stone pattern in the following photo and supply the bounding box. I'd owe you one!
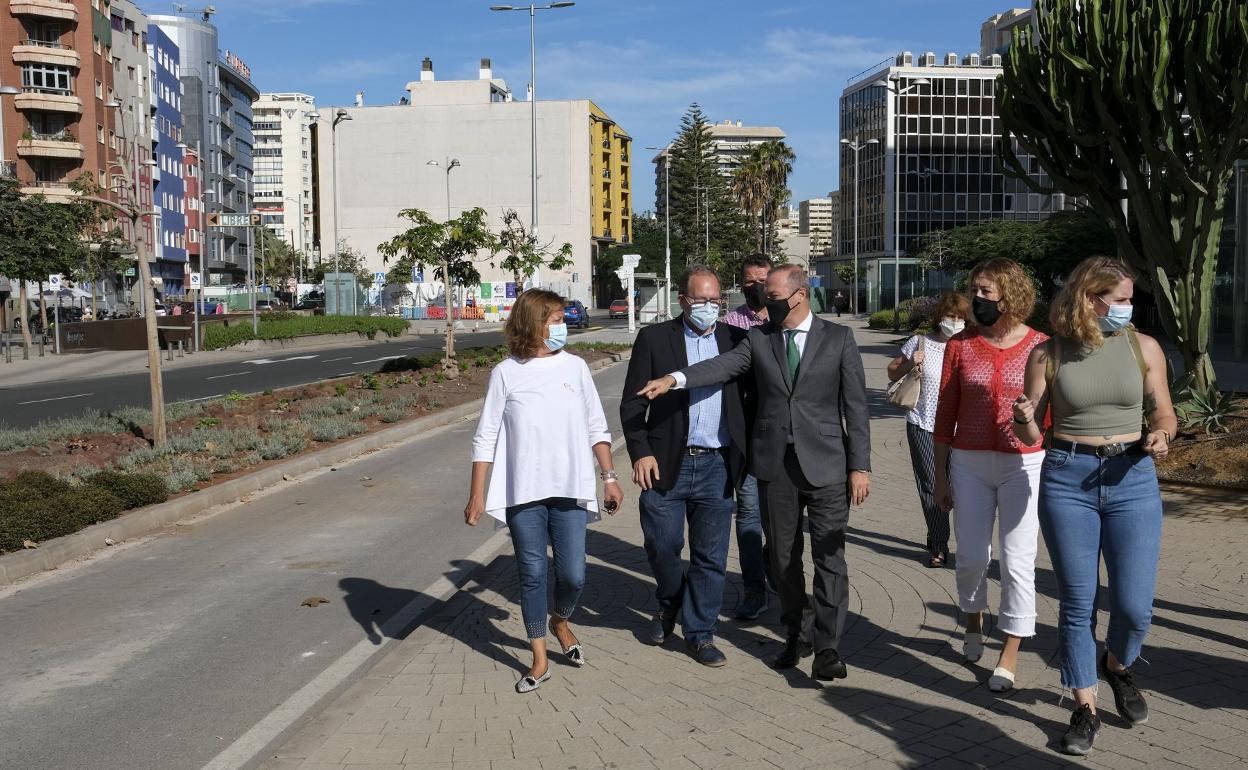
[261,318,1248,770]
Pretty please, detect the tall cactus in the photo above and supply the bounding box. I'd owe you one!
[998,0,1248,389]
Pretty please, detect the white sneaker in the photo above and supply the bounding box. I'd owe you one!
[963,632,984,663]
[988,666,1016,692]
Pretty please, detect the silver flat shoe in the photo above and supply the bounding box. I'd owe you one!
[549,618,586,666]
[515,669,551,694]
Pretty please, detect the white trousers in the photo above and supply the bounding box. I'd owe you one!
[950,448,1043,638]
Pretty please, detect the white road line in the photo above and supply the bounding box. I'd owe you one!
[185,394,224,402]
[205,372,247,380]
[200,432,629,770]
[16,392,94,405]
[324,356,351,363]
[199,529,510,770]
[335,372,356,377]
[349,355,404,365]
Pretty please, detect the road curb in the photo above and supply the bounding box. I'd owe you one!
[0,351,629,588]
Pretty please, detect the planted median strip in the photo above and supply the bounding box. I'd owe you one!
[0,343,629,555]
[201,314,411,351]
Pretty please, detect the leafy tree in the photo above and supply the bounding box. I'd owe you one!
[69,173,131,319]
[666,103,754,278]
[308,242,372,289]
[257,228,306,298]
[0,178,89,354]
[493,209,572,288]
[377,207,496,377]
[910,211,1115,290]
[998,0,1248,389]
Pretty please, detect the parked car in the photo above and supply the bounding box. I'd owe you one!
[564,300,591,329]
[255,299,284,312]
[608,299,630,319]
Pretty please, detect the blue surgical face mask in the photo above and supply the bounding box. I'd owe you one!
[686,302,719,331]
[545,322,568,352]
[1096,295,1133,333]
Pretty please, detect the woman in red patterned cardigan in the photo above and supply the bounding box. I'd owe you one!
[933,258,1048,693]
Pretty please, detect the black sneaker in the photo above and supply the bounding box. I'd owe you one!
[1101,652,1149,725]
[647,612,677,645]
[1060,704,1101,756]
[686,640,727,667]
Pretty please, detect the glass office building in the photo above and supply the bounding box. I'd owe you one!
[836,51,1064,312]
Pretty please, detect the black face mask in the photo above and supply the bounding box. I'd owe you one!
[743,282,766,311]
[972,295,1002,327]
[765,292,797,327]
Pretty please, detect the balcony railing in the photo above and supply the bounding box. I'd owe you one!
[601,170,611,179]
[601,139,610,149]
[21,84,73,96]
[22,39,65,48]
[24,130,74,141]
[621,153,629,163]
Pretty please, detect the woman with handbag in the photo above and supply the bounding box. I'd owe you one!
[887,292,970,568]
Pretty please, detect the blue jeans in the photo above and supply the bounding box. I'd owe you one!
[505,498,587,640]
[1038,446,1163,690]
[736,473,767,594]
[639,451,735,644]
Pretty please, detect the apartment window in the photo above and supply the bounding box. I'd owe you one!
[22,64,73,93]
[128,66,135,82]
[97,124,105,144]
[94,37,102,55]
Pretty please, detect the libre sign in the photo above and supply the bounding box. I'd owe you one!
[207,213,261,227]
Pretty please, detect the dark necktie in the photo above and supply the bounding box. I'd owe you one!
[786,329,801,382]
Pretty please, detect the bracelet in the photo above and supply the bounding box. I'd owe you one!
[600,470,619,482]
[1154,429,1171,443]
[1012,416,1033,425]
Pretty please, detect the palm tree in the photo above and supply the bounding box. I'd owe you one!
[732,156,767,251]
[756,141,795,252]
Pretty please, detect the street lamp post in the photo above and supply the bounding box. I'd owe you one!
[873,76,929,332]
[330,108,352,315]
[840,136,878,315]
[490,2,575,288]
[645,145,672,318]
[176,139,207,350]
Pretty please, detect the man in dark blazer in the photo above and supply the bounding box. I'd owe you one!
[637,264,871,681]
[621,267,748,667]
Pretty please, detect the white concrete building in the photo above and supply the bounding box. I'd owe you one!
[799,197,836,259]
[981,8,1037,57]
[314,58,632,307]
[253,93,317,258]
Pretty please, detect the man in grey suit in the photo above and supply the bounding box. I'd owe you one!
[637,265,871,681]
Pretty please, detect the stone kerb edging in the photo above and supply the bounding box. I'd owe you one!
[0,351,629,587]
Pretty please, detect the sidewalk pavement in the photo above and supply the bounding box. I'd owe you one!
[0,320,506,388]
[260,317,1248,770]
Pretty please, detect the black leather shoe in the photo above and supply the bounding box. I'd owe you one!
[811,649,848,681]
[648,612,677,645]
[772,637,813,669]
[686,640,727,667]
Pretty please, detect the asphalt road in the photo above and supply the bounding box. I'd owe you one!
[0,321,620,429]
[0,361,630,770]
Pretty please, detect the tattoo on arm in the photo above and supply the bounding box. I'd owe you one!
[1143,390,1158,417]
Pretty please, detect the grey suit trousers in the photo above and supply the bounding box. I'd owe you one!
[760,445,850,655]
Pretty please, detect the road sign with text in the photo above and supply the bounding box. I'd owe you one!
[207,213,261,227]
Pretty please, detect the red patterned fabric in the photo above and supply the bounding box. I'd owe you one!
[933,328,1048,453]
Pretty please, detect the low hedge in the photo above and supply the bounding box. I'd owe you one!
[0,470,166,552]
[203,316,410,350]
[868,309,909,330]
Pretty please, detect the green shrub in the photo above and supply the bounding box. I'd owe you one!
[197,417,221,429]
[362,373,382,391]
[0,410,127,453]
[62,486,127,529]
[379,406,407,423]
[0,478,124,552]
[11,470,70,497]
[334,383,348,397]
[83,470,169,509]
[868,309,909,330]
[202,316,409,350]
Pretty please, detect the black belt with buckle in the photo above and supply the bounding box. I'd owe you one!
[1049,438,1143,458]
[685,446,721,455]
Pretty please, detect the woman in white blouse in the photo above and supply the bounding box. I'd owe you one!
[465,289,624,694]
[887,291,971,568]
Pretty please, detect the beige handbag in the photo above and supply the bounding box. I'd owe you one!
[886,338,923,411]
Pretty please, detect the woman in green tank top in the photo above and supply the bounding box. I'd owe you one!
[1010,257,1178,756]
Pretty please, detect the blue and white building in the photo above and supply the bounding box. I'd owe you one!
[148,24,187,296]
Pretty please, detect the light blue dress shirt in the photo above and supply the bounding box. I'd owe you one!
[683,322,730,448]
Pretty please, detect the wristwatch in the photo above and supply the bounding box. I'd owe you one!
[600,470,620,484]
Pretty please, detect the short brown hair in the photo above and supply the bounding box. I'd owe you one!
[505,288,565,358]
[967,258,1035,328]
[1050,256,1136,348]
[933,291,971,322]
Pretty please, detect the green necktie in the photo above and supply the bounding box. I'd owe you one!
[786,329,801,382]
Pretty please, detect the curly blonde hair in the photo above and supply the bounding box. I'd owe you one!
[1050,257,1136,348]
[505,288,565,358]
[968,258,1035,328]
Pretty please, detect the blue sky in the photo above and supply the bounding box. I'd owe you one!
[197,0,1024,210]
